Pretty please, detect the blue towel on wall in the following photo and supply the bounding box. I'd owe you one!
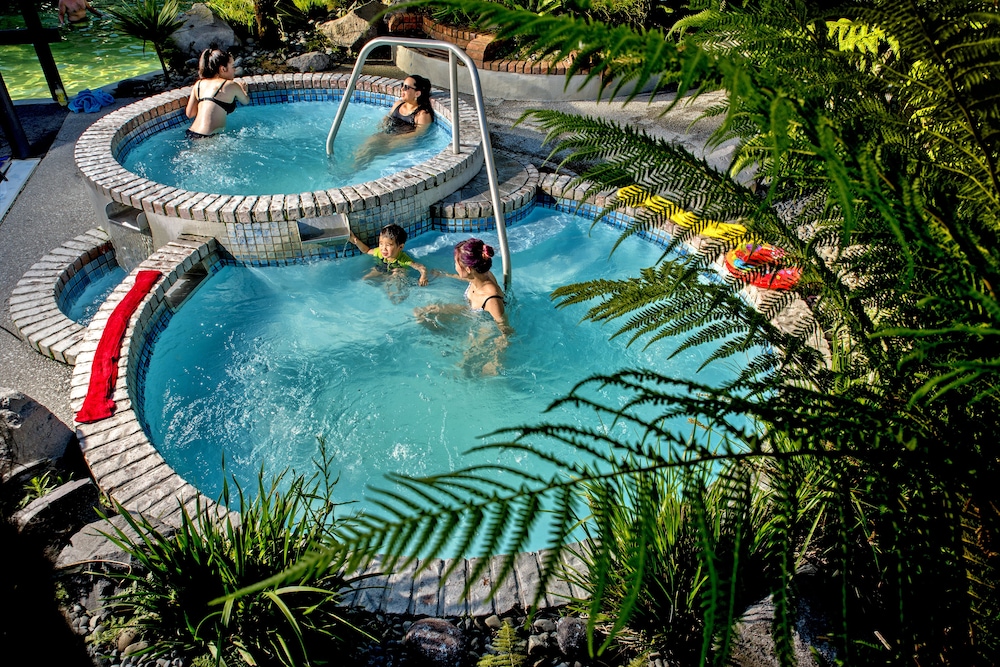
[68,88,115,113]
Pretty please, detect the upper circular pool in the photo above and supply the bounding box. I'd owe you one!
[75,73,485,263]
[118,99,452,195]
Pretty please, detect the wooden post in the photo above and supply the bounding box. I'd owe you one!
[12,0,68,106]
[0,70,32,158]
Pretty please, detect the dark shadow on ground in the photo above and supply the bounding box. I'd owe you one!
[0,516,94,666]
[1,102,70,159]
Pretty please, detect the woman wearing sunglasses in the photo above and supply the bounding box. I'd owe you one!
[385,75,434,132]
[353,74,435,167]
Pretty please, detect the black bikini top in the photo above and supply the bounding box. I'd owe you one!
[198,80,238,114]
[386,103,428,135]
[390,104,417,125]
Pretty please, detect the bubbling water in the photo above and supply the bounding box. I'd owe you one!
[142,207,754,552]
[119,101,451,195]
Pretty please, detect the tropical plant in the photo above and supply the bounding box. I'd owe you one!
[233,0,1000,664]
[102,447,365,666]
[105,0,184,82]
[587,0,687,33]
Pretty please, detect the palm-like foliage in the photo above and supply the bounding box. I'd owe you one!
[232,0,1000,663]
[106,0,184,82]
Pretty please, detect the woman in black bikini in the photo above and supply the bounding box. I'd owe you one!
[413,238,511,375]
[385,74,434,132]
[353,74,435,166]
[184,49,249,138]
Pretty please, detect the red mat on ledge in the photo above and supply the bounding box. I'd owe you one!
[76,270,161,424]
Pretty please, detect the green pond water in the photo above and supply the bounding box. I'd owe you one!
[0,0,173,101]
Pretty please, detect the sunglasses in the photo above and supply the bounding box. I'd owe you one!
[401,83,417,91]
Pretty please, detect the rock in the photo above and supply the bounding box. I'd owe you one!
[402,617,466,667]
[317,1,382,52]
[527,633,549,656]
[484,614,503,630]
[114,78,155,98]
[170,3,240,59]
[0,388,74,465]
[122,640,149,657]
[555,617,587,657]
[729,598,822,667]
[532,618,556,633]
[285,51,332,72]
[117,628,139,653]
[56,514,174,570]
[12,478,98,535]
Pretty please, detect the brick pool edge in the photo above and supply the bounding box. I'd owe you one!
[75,73,485,263]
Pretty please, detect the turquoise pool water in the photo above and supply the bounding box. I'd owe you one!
[0,2,165,101]
[119,100,452,195]
[141,207,753,552]
[65,265,126,324]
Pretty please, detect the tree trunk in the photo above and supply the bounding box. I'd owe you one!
[254,0,279,47]
[153,42,171,83]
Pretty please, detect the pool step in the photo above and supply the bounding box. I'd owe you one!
[431,151,538,226]
[298,212,351,245]
[164,264,208,312]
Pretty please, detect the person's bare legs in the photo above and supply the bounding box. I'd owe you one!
[413,303,466,330]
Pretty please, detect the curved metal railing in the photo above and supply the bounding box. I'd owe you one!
[326,37,511,290]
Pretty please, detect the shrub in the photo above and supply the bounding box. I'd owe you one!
[102,448,365,666]
[205,0,255,34]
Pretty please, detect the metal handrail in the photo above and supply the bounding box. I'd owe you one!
[326,37,511,290]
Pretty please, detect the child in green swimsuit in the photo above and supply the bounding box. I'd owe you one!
[348,223,429,289]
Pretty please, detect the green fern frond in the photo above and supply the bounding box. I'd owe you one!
[478,622,526,667]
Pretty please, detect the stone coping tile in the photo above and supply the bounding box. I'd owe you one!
[75,74,484,240]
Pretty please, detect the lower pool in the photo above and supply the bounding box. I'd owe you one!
[0,2,165,101]
[141,206,751,552]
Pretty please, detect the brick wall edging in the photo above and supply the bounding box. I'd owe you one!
[387,11,586,76]
[8,228,115,365]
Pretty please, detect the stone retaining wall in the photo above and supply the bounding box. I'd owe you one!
[387,12,582,75]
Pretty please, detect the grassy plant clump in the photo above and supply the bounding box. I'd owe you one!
[578,459,785,663]
[17,470,66,509]
[102,447,363,666]
[205,0,255,34]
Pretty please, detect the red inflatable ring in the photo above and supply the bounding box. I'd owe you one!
[724,243,801,290]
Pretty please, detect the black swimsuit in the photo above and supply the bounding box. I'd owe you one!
[386,104,421,134]
[198,80,238,114]
[480,295,503,310]
[187,81,239,139]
